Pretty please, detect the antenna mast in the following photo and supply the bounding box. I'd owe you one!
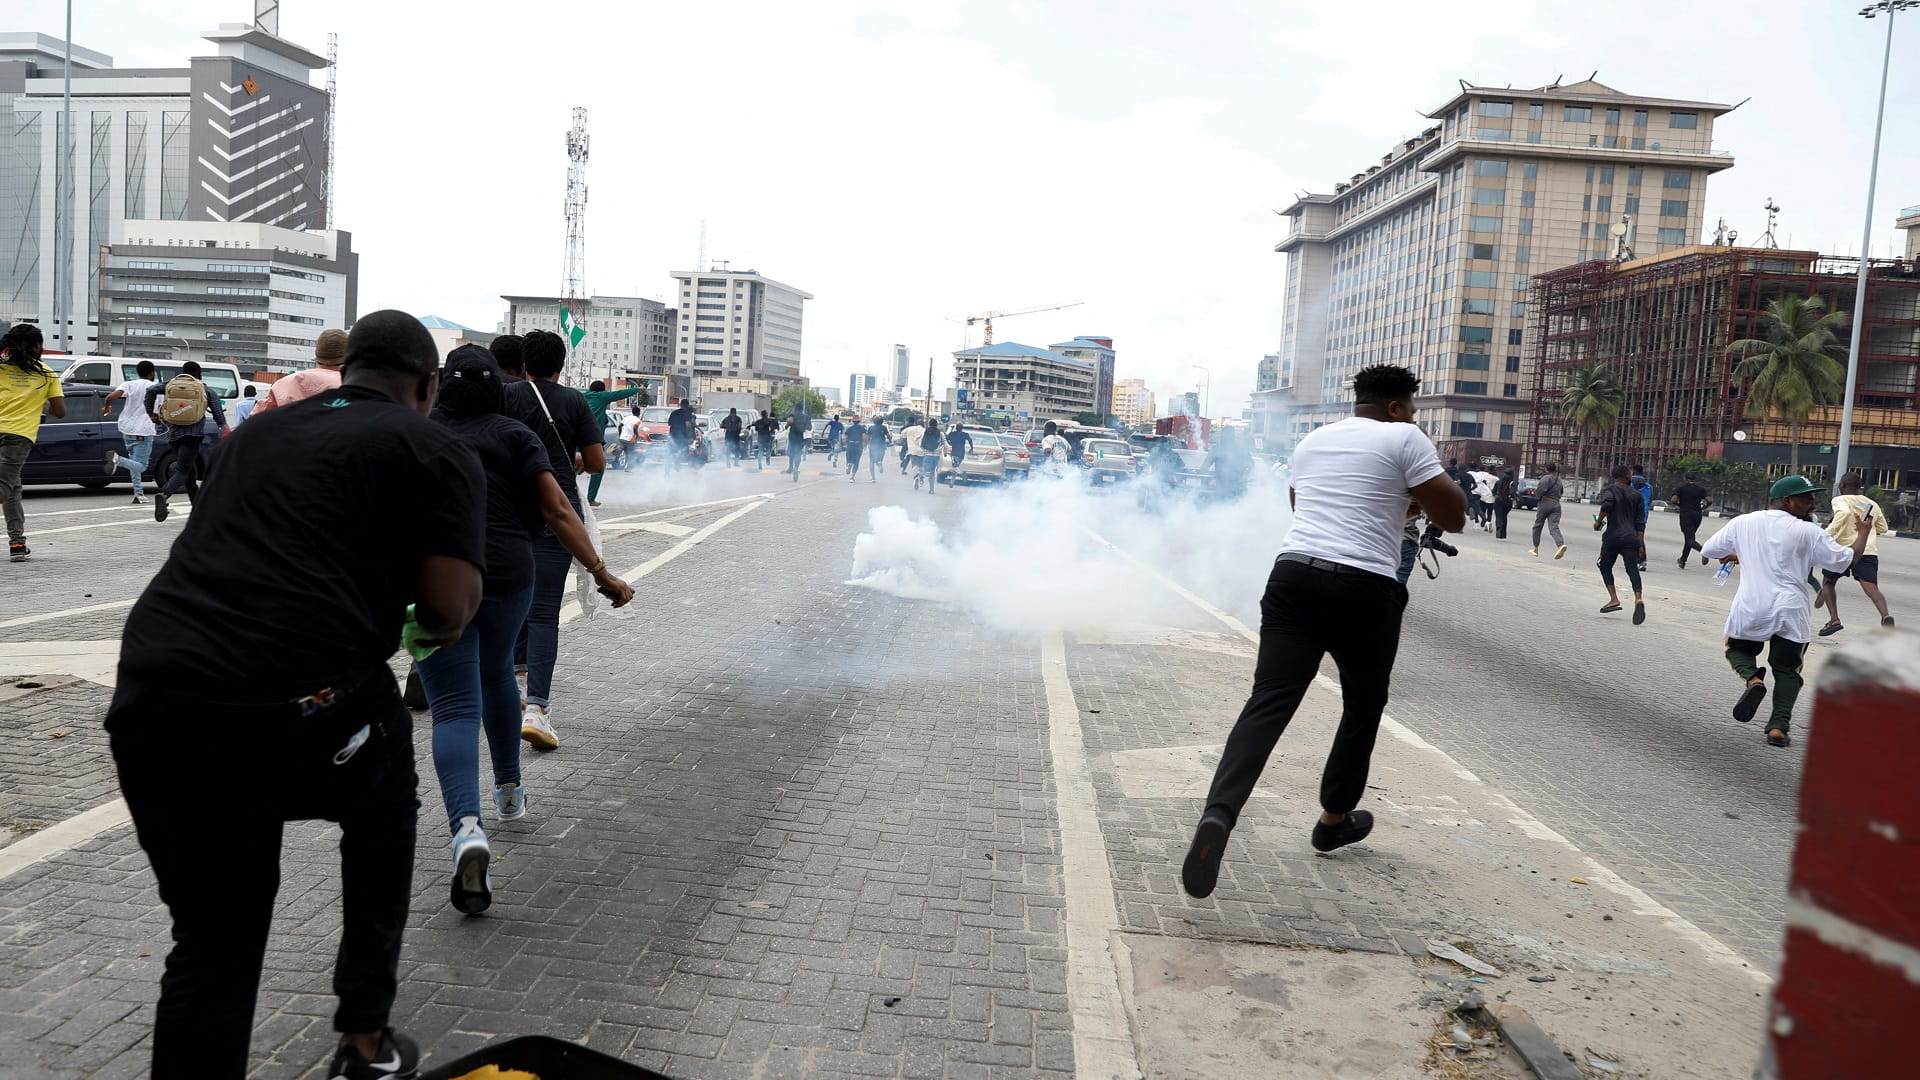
[323,33,337,229]
[697,219,708,273]
[563,107,590,341]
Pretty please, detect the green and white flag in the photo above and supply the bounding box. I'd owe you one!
[558,305,586,349]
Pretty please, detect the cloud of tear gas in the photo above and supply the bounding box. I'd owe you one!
[848,470,1292,634]
[592,457,801,507]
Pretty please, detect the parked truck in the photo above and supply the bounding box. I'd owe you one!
[1155,415,1212,450]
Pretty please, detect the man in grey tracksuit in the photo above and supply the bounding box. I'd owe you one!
[1530,462,1567,558]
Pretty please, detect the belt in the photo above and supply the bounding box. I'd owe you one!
[1276,552,1391,581]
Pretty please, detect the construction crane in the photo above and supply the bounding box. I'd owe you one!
[965,301,1085,346]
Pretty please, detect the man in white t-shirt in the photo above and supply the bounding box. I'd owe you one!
[1701,474,1870,748]
[1038,421,1072,475]
[1183,364,1465,898]
[102,360,159,504]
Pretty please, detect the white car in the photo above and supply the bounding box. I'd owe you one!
[1081,439,1137,484]
[938,438,1007,484]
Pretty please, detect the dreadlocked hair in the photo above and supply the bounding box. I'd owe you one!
[0,324,50,375]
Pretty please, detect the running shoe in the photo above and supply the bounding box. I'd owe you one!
[326,1027,420,1080]
[521,705,558,751]
[1311,810,1375,853]
[1528,548,1539,557]
[450,816,492,914]
[1181,813,1232,898]
[494,782,527,821]
[103,450,120,475]
[1554,545,1567,559]
[130,495,144,505]
[8,541,28,563]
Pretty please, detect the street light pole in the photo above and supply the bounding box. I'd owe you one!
[1835,0,1913,484]
[1192,363,1211,421]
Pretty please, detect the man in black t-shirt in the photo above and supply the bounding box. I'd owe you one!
[1593,463,1647,623]
[720,407,744,467]
[509,330,604,752]
[108,311,485,1079]
[667,398,696,472]
[1672,474,1712,568]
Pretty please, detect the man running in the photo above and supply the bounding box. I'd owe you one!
[108,310,485,1077]
[103,359,159,504]
[1183,365,1465,898]
[944,423,973,485]
[785,414,807,480]
[1630,463,1653,571]
[720,407,745,467]
[751,410,776,470]
[916,419,943,492]
[667,398,696,473]
[865,417,888,482]
[1817,472,1893,635]
[898,418,925,477]
[844,417,865,480]
[1703,475,1872,747]
[1672,473,1712,568]
[1,324,64,562]
[1491,469,1514,540]
[1529,462,1567,559]
[151,361,227,523]
[1038,421,1071,477]
[255,328,348,412]
[1593,464,1646,624]
[826,415,845,467]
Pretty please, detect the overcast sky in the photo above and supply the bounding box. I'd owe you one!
[20,0,1918,416]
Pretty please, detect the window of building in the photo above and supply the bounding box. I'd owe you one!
[1669,111,1698,129]
[1595,195,1612,212]
[1514,246,1530,263]
[1471,188,1506,205]
[1507,328,1524,345]
[1664,171,1692,189]
[1460,325,1493,342]
[1468,215,1502,232]
[1456,380,1489,395]
[1605,108,1620,125]
[126,283,173,292]
[1465,243,1493,260]
[125,304,174,315]
[1660,199,1689,217]
[1517,218,1533,235]
[1505,356,1521,372]
[1563,105,1592,122]
[1510,301,1527,318]
[1582,195,1592,212]
[1519,190,1535,208]
[1625,196,1640,213]
[1458,353,1491,369]
[1503,384,1519,398]
[1462,298,1495,315]
[1465,270,1498,288]
[1514,276,1529,290]
[1473,160,1508,177]
[1658,227,1687,244]
[1526,130,1542,144]
[1528,103,1544,120]
[206,264,264,274]
[1476,128,1512,140]
[1630,137,1646,149]
[1599,166,1614,184]
[1480,100,1514,118]
[207,286,267,295]
[128,260,172,270]
[1451,414,1484,437]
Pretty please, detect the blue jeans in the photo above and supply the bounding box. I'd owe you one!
[121,434,153,495]
[787,442,805,474]
[421,585,533,834]
[514,513,578,708]
[754,435,771,469]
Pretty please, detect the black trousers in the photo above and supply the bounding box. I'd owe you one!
[158,434,204,499]
[109,674,418,1079]
[1679,513,1704,562]
[1203,558,1409,826]
[1599,535,1643,594]
[1493,502,1511,538]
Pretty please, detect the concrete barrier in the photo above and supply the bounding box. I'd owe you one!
[1762,631,1920,1077]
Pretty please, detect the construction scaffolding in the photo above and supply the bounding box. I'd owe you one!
[1525,246,1920,483]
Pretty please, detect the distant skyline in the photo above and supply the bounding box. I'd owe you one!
[17,0,1917,419]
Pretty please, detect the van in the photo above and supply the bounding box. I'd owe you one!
[62,356,246,403]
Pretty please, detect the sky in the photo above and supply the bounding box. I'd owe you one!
[18,0,1918,418]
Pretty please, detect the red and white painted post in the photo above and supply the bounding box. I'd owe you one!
[1763,631,1920,1077]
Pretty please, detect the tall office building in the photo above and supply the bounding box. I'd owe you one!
[890,344,910,391]
[849,372,877,404]
[1,25,332,353]
[1256,353,1280,392]
[1264,79,1735,462]
[500,294,676,380]
[98,220,356,368]
[949,342,1095,425]
[1051,336,1115,417]
[668,268,811,390]
[1112,377,1155,430]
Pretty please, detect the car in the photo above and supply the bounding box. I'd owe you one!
[1081,438,1136,484]
[808,419,835,451]
[938,441,1007,485]
[1173,448,1212,486]
[637,430,709,469]
[996,433,1032,478]
[63,357,246,405]
[16,384,220,492]
[1513,476,1540,510]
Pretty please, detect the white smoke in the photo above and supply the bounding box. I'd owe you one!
[849,470,1292,634]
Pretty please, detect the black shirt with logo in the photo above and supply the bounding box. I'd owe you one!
[115,384,486,705]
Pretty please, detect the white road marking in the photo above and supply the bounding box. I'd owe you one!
[1040,631,1144,1079]
[21,504,152,518]
[0,599,138,630]
[561,498,766,624]
[1086,527,1773,987]
[595,492,773,525]
[0,798,131,884]
[26,512,188,537]
[0,639,122,684]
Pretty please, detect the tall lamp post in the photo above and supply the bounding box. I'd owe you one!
[1192,364,1211,441]
[1834,0,1914,484]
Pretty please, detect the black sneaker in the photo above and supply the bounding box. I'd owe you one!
[1181,814,1232,898]
[1733,680,1767,723]
[326,1028,419,1079]
[8,541,27,563]
[1766,732,1793,748]
[403,666,427,710]
[1311,810,1375,853]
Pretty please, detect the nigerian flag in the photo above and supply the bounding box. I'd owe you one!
[558,305,586,349]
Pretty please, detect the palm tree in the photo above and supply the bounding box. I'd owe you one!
[1726,295,1849,472]
[1558,362,1625,479]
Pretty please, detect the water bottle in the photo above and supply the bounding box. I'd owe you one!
[1714,562,1732,587]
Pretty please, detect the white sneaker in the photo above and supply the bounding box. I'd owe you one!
[521,705,558,751]
[494,782,527,820]
[1528,548,1539,557]
[450,816,492,914]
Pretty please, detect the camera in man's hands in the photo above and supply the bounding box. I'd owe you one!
[1420,527,1459,558]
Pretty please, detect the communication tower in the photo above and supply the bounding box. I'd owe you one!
[323,33,336,229]
[563,107,590,330]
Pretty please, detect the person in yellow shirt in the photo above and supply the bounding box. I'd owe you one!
[1817,471,1893,634]
[1,324,66,562]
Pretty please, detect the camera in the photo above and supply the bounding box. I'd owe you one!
[1420,527,1459,558]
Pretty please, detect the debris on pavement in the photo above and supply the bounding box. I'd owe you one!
[1428,939,1503,976]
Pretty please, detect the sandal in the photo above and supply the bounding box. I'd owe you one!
[1734,679,1766,723]
[1817,620,1843,637]
[1599,602,1622,614]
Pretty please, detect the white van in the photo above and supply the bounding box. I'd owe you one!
[62,356,246,403]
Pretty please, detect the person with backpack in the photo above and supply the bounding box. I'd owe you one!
[151,360,227,523]
[843,416,865,480]
[1491,468,1515,540]
[898,418,924,477]
[1,324,65,562]
[1630,464,1654,571]
[918,419,944,493]
[421,346,631,914]
[785,414,807,480]
[865,417,889,482]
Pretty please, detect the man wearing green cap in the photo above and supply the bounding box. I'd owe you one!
[1700,475,1874,747]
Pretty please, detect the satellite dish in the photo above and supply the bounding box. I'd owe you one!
[1733,430,1748,442]
[1610,222,1630,237]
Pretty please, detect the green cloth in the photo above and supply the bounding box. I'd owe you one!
[399,604,442,662]
[1725,635,1806,732]
[584,387,641,432]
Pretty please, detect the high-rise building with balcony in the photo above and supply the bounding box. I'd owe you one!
[668,268,811,390]
[1113,377,1155,430]
[1264,79,1736,465]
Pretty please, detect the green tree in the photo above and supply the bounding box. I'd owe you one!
[887,407,921,425]
[772,386,828,420]
[1558,361,1625,479]
[1725,295,1849,473]
[1071,412,1118,428]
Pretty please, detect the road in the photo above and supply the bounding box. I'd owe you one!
[2,458,1892,1076]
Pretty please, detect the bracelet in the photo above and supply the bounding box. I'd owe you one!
[584,558,605,575]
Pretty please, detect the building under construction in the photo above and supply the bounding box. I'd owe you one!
[1526,246,1920,492]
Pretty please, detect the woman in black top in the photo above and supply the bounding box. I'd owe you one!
[419,346,633,914]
